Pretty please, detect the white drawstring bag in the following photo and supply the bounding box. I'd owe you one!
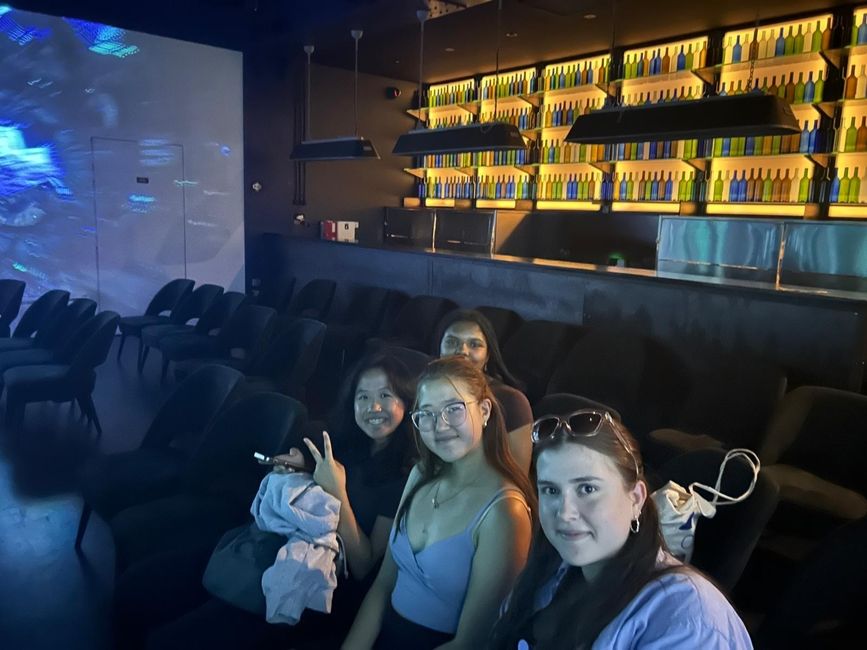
[651,448,761,563]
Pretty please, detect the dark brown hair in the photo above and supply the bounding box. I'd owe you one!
[395,356,536,530]
[433,309,523,390]
[328,351,417,475]
[489,417,672,650]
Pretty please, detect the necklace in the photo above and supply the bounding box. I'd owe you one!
[431,477,479,509]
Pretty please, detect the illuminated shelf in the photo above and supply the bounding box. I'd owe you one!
[536,200,601,211]
[407,101,480,122]
[707,152,831,168]
[836,97,867,108]
[789,100,836,119]
[610,157,708,172]
[405,165,536,178]
[843,43,867,58]
[476,164,536,176]
[611,200,686,213]
[424,198,473,208]
[612,68,706,90]
[695,49,841,85]
[827,203,867,218]
[404,167,475,178]
[535,160,612,173]
[476,198,534,209]
[705,201,820,217]
[479,94,536,108]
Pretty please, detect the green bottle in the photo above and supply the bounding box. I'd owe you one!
[794,72,805,104]
[762,170,774,202]
[771,134,782,155]
[784,26,795,55]
[814,71,824,102]
[713,170,724,201]
[713,137,723,157]
[840,167,851,203]
[798,169,811,202]
[626,173,635,199]
[811,21,822,52]
[794,24,804,54]
[849,167,862,203]
[846,117,858,152]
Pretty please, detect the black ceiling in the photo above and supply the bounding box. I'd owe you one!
[9,0,860,82]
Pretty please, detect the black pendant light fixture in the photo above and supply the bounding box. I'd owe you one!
[290,31,380,161]
[565,3,800,145]
[392,1,526,157]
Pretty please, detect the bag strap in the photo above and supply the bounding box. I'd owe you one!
[688,448,761,507]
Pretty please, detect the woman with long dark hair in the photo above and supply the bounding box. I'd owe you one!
[433,309,534,472]
[489,410,752,649]
[138,352,418,649]
[342,356,536,650]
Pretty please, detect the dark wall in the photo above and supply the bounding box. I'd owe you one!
[244,47,417,276]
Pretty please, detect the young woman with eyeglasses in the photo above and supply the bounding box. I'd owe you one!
[434,309,534,472]
[342,356,536,650]
[488,410,753,650]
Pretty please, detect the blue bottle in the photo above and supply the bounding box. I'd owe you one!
[677,46,686,71]
[721,136,731,157]
[800,123,811,153]
[729,171,740,201]
[664,173,673,200]
[809,120,819,153]
[775,28,786,56]
[732,36,742,63]
[859,15,867,45]
[804,72,815,103]
[738,173,748,202]
[745,136,755,156]
[830,170,840,202]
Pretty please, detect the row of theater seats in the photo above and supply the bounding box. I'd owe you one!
[111,273,867,545]
[0,287,120,434]
[4,276,863,644]
[70,273,865,647]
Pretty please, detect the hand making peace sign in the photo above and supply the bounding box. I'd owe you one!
[303,431,348,501]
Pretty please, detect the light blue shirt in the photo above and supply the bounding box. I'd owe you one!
[526,556,753,649]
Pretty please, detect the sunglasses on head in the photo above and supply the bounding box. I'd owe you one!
[531,409,642,477]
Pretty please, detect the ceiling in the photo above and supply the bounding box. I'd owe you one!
[9,0,859,82]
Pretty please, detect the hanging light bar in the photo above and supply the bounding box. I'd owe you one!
[565,93,800,144]
[392,2,525,157]
[290,34,380,162]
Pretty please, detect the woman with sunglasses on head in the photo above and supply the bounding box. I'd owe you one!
[489,410,752,650]
[434,309,534,472]
[343,356,536,650]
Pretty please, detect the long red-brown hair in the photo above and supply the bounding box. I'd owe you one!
[395,356,536,530]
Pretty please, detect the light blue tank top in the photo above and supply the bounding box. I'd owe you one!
[390,487,528,634]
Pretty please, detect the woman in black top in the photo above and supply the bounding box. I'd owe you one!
[433,309,534,471]
[133,352,418,650]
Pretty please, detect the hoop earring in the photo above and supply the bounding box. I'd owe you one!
[630,517,640,534]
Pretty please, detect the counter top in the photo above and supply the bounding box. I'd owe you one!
[294,236,867,305]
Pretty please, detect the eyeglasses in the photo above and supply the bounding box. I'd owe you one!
[411,400,477,432]
[532,409,642,477]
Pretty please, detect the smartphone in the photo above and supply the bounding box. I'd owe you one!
[253,451,307,471]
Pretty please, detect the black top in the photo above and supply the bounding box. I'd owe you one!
[345,448,408,536]
[491,379,533,432]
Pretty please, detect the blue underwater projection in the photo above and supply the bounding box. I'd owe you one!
[0,5,49,46]
[0,7,144,297]
[0,123,68,199]
[64,18,139,58]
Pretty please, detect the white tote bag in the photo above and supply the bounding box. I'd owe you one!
[651,448,761,562]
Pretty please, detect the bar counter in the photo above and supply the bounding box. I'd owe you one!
[255,234,867,392]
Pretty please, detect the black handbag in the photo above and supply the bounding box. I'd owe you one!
[202,522,287,615]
